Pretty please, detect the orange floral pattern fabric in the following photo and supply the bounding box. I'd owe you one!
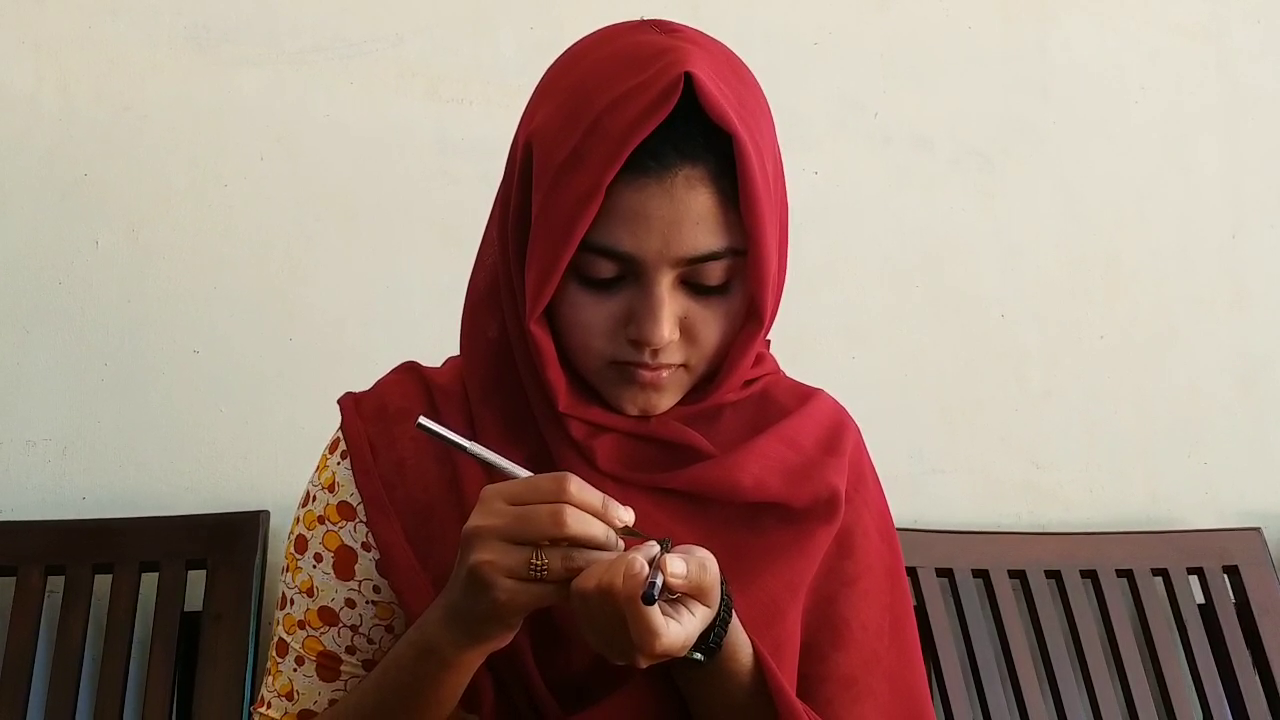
[252,430,408,719]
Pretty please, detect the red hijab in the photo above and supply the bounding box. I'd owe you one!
[339,18,932,719]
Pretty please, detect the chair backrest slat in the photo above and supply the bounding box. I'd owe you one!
[1234,565,1280,707]
[1167,568,1231,718]
[1131,569,1199,717]
[1024,569,1090,718]
[987,570,1053,720]
[191,524,269,720]
[901,528,1280,720]
[0,564,48,716]
[1060,569,1126,719]
[94,561,141,717]
[913,567,975,720]
[1202,568,1272,715]
[952,569,1012,720]
[141,558,190,717]
[45,563,96,720]
[1093,570,1161,719]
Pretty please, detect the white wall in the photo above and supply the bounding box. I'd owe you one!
[3,0,1278,678]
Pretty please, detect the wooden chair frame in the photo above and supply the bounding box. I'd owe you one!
[902,528,1280,720]
[0,510,269,719]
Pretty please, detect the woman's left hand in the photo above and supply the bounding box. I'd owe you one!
[569,541,721,668]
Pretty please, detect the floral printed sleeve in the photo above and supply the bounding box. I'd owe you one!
[252,430,408,719]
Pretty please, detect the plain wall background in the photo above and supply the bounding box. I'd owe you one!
[2,1,1279,707]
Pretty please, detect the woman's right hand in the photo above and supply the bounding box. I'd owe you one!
[430,471,636,656]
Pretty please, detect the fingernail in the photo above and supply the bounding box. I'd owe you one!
[666,556,687,579]
[617,505,636,527]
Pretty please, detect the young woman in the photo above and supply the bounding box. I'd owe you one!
[253,18,933,720]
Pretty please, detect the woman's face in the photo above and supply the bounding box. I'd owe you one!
[548,166,750,417]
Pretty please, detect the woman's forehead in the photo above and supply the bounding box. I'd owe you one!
[574,169,746,264]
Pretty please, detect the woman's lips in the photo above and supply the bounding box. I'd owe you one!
[613,362,682,386]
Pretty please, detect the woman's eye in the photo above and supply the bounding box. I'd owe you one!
[572,272,625,292]
[684,280,734,297]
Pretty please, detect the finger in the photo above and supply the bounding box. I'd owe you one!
[497,503,624,551]
[510,577,571,612]
[615,554,669,660]
[634,540,662,564]
[494,544,621,583]
[495,472,635,529]
[569,552,643,663]
[659,551,720,609]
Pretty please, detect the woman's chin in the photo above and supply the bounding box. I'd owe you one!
[604,389,686,417]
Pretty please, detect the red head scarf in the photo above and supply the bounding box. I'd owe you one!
[339,18,932,719]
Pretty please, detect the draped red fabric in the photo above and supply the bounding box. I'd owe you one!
[338,18,933,719]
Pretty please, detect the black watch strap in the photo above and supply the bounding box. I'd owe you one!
[684,574,733,664]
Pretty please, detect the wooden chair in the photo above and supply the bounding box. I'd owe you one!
[0,510,269,719]
[901,528,1280,720]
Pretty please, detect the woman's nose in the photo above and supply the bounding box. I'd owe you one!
[625,287,681,351]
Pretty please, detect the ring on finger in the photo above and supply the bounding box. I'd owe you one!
[528,545,550,581]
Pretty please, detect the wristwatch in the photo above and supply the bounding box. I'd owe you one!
[684,574,733,664]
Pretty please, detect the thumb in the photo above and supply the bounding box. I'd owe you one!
[659,552,720,608]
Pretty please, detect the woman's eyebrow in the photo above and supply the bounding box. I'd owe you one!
[677,247,744,268]
[577,239,745,267]
[577,240,633,264]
